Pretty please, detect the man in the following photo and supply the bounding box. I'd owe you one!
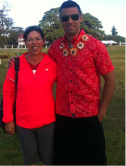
[48,0,115,165]
[8,1,115,165]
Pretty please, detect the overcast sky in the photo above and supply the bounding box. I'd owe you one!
[0,0,126,37]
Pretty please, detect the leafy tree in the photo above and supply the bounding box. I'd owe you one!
[81,13,105,40]
[39,8,105,43]
[0,1,13,37]
[39,7,64,44]
[0,26,24,48]
[111,26,118,36]
[0,35,8,47]
[0,0,14,49]
[7,27,24,46]
[0,1,24,47]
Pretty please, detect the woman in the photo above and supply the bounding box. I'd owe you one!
[2,26,57,165]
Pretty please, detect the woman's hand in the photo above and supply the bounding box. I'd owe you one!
[7,56,19,68]
[5,121,15,135]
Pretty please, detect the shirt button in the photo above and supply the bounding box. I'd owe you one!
[70,91,72,93]
[70,58,72,60]
[70,69,72,71]
[72,114,75,117]
[71,102,73,104]
[34,76,36,79]
[70,80,72,82]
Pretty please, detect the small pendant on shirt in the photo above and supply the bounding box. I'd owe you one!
[69,44,73,49]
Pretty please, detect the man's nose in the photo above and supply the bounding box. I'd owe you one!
[67,16,73,23]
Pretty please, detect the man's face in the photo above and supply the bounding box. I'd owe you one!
[60,7,82,37]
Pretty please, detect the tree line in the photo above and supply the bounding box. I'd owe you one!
[0,3,125,48]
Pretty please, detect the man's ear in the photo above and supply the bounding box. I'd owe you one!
[80,14,83,23]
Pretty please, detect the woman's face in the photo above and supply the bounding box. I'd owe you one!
[25,31,45,55]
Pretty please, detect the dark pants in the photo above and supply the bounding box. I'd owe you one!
[16,122,55,165]
[53,114,107,165]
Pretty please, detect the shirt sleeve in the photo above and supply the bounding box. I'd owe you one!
[94,41,115,75]
[2,62,16,123]
[48,43,58,83]
[47,43,57,62]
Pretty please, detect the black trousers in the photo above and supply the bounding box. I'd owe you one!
[53,114,107,165]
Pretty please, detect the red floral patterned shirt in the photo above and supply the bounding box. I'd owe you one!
[48,29,115,118]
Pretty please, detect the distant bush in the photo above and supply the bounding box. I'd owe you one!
[0,55,8,59]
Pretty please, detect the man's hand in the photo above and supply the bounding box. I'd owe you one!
[5,121,15,135]
[98,71,115,123]
[7,56,19,68]
[98,109,106,123]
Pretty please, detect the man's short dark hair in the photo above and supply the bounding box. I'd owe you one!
[23,25,44,41]
[60,1,81,15]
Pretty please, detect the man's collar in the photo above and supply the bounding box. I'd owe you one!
[62,29,85,44]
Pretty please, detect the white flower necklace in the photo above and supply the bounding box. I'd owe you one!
[59,34,89,57]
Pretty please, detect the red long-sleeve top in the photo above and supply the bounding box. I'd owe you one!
[3,53,57,129]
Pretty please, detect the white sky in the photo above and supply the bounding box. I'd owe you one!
[0,0,126,37]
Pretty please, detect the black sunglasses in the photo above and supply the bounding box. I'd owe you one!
[61,14,79,22]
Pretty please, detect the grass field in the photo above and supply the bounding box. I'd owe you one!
[0,46,125,165]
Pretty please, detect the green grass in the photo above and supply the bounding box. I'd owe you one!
[0,48,48,57]
[101,46,125,165]
[0,46,125,165]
